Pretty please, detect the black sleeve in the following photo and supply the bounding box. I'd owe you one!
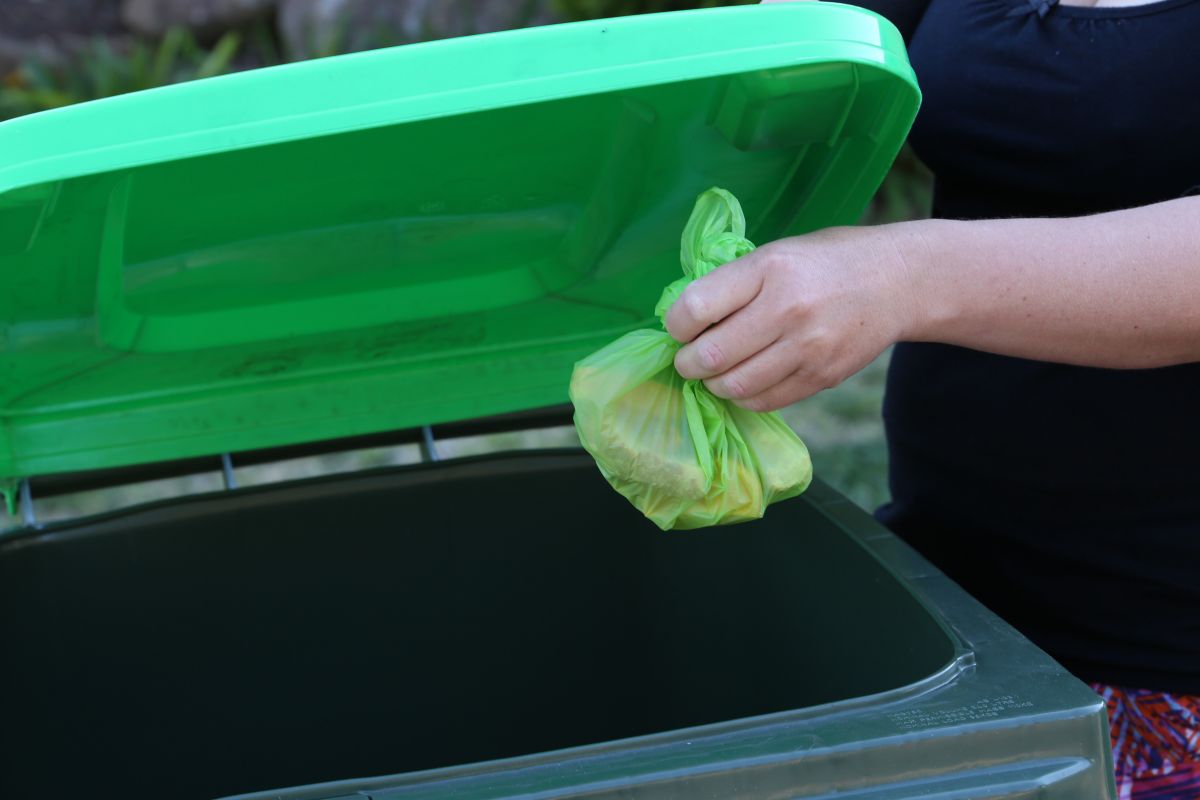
[843,0,931,43]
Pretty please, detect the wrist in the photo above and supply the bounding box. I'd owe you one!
[883,218,960,343]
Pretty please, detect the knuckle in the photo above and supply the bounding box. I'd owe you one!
[711,373,748,400]
[663,314,680,341]
[759,249,789,273]
[673,348,697,379]
[698,340,725,372]
[806,330,834,359]
[680,290,711,325]
[739,395,770,413]
[781,293,810,322]
[811,366,840,393]
[724,374,750,399]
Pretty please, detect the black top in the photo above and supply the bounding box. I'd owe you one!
[861,0,1200,694]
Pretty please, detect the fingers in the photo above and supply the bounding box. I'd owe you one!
[664,254,764,344]
[700,339,798,401]
[734,370,825,412]
[674,304,778,380]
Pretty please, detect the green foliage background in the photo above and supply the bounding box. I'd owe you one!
[554,0,753,17]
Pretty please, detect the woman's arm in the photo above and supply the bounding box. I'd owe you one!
[665,196,1200,411]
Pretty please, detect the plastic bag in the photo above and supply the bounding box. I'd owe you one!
[569,187,812,530]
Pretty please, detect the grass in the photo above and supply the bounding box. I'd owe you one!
[0,28,244,119]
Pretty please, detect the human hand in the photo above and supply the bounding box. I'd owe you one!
[665,226,921,411]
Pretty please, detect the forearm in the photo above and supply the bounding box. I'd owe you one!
[894,196,1200,368]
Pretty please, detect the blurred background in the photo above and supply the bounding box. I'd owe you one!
[0,0,931,526]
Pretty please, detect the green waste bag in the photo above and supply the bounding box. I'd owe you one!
[569,187,813,531]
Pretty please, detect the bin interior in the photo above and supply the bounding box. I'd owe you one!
[0,451,955,800]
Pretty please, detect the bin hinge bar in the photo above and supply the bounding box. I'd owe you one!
[19,478,39,529]
[420,425,440,462]
[220,453,238,490]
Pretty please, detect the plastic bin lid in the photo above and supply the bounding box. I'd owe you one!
[0,3,919,489]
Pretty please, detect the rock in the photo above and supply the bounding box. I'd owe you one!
[0,0,125,39]
[121,0,278,38]
[0,0,124,72]
[278,0,561,59]
[0,35,53,75]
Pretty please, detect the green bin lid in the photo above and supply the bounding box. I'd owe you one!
[0,3,919,486]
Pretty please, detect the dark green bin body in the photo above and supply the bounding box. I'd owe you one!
[0,451,1114,800]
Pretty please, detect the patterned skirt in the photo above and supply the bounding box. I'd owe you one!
[1092,683,1200,799]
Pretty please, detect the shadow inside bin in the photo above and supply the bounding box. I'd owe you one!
[0,450,954,800]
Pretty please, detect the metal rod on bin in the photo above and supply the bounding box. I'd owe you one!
[220,454,238,490]
[420,425,440,462]
[19,479,38,528]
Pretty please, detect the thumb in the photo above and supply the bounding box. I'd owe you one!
[664,251,765,343]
